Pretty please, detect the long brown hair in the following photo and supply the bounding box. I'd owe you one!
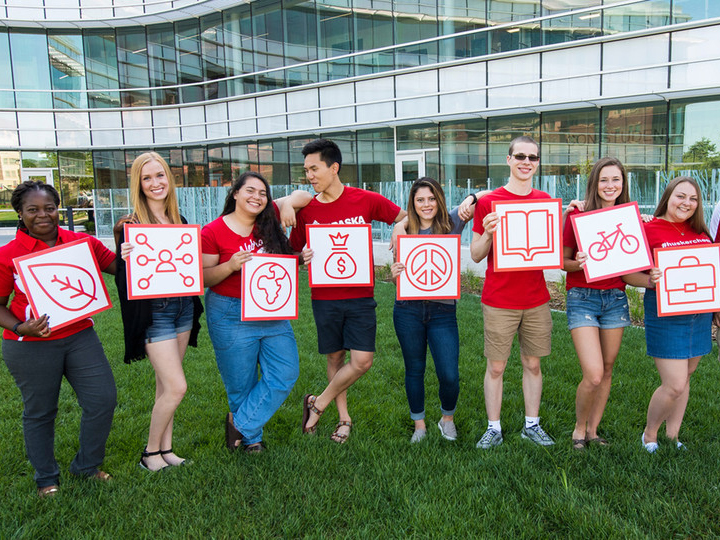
[654,176,710,236]
[129,152,182,225]
[406,177,452,235]
[583,157,630,212]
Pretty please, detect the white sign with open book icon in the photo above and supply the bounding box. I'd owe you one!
[655,244,720,316]
[571,202,653,282]
[396,235,461,300]
[306,224,374,287]
[492,199,563,272]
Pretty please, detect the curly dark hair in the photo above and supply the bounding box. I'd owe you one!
[221,171,292,255]
[11,181,61,231]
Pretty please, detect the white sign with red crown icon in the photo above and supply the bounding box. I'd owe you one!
[306,224,374,287]
[396,235,461,300]
[241,253,299,320]
[125,224,204,299]
[13,238,112,331]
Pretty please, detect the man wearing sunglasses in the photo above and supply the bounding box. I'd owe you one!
[470,135,555,450]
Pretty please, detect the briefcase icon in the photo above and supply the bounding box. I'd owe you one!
[663,256,716,306]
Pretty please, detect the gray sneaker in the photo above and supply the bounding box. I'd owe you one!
[521,424,555,446]
[476,427,503,449]
[437,420,457,441]
[410,429,427,443]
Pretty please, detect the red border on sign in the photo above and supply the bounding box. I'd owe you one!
[306,223,374,288]
[241,253,299,321]
[396,234,461,301]
[491,198,563,272]
[13,238,112,332]
[655,243,720,317]
[125,223,204,300]
[571,201,653,283]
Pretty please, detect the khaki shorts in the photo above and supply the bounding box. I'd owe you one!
[482,302,552,361]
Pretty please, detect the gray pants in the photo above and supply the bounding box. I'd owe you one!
[3,327,117,488]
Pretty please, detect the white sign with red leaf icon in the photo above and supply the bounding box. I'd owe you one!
[571,202,652,282]
[655,244,720,317]
[13,238,112,331]
[306,224,374,287]
[492,199,563,272]
[241,253,299,320]
[396,235,460,300]
[125,224,204,300]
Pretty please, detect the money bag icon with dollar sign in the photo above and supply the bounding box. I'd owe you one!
[325,232,357,279]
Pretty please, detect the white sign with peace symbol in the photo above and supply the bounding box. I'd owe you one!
[396,235,461,300]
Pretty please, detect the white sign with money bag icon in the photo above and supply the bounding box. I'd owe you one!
[241,253,299,320]
[306,224,374,287]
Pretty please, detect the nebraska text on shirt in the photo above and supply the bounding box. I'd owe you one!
[311,217,367,225]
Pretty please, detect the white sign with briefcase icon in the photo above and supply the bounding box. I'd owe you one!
[655,244,720,316]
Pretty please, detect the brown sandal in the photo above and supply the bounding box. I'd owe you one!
[91,470,112,482]
[225,412,242,452]
[301,394,323,434]
[331,421,353,444]
[572,438,587,451]
[38,485,59,498]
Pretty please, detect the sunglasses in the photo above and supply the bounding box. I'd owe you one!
[511,153,540,162]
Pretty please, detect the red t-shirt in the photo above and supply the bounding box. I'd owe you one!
[643,217,712,252]
[289,185,400,300]
[0,228,115,341]
[201,202,280,298]
[472,186,551,309]
[563,207,626,291]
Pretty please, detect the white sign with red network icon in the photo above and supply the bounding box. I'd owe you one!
[396,235,461,300]
[241,253,298,320]
[306,224,374,287]
[571,202,652,282]
[655,244,720,317]
[13,238,112,331]
[492,199,563,272]
[125,224,204,300]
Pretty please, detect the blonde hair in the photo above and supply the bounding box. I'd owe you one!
[129,152,182,225]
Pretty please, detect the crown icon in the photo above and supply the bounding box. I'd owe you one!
[329,232,349,247]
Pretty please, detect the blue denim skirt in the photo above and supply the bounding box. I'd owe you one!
[644,289,712,360]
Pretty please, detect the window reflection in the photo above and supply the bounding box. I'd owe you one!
[147,24,178,105]
[11,32,52,109]
[48,34,87,109]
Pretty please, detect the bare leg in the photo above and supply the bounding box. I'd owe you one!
[664,357,700,440]
[571,327,603,440]
[644,357,693,443]
[484,358,507,421]
[586,328,623,439]
[520,354,542,418]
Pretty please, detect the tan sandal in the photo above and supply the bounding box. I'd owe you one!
[91,470,112,482]
[38,485,59,498]
[302,394,324,434]
[331,421,353,444]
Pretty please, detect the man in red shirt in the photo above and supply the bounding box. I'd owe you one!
[470,135,555,449]
[290,139,406,443]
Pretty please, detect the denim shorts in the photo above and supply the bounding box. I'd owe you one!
[146,296,194,343]
[644,289,712,360]
[311,297,377,354]
[566,287,630,331]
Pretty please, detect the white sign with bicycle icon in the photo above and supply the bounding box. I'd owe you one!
[570,202,653,282]
[124,224,204,299]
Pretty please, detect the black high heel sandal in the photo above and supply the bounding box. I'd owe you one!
[139,448,168,472]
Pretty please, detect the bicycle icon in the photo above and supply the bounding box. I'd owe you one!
[588,223,640,261]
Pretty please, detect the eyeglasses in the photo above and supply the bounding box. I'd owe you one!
[511,153,540,162]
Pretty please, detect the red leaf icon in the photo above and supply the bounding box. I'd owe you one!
[27,263,98,312]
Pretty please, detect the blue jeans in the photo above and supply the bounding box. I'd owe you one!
[206,289,299,445]
[393,300,460,421]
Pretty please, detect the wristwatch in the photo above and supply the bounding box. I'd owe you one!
[11,321,22,335]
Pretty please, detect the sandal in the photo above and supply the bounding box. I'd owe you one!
[572,438,587,451]
[225,413,242,452]
[331,421,353,444]
[587,436,609,447]
[244,442,266,454]
[139,448,168,472]
[302,394,324,434]
[160,448,189,466]
[91,470,112,482]
[38,485,59,498]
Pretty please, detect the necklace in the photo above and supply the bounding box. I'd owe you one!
[667,220,686,236]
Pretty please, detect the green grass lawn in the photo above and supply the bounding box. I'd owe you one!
[2,271,720,538]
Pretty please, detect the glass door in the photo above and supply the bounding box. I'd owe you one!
[395,151,425,182]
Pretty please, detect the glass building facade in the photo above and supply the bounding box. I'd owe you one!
[0,0,719,216]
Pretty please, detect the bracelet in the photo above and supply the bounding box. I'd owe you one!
[470,193,478,205]
[647,275,653,289]
[11,321,22,335]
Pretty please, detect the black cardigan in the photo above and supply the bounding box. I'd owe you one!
[114,216,204,363]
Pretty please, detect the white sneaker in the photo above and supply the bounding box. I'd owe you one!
[641,433,658,453]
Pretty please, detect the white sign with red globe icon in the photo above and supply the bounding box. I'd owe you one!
[125,224,204,299]
[396,235,461,300]
[306,224,374,288]
[241,253,299,320]
[13,238,112,331]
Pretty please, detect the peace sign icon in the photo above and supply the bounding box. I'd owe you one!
[406,243,453,292]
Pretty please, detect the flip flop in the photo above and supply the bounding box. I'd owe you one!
[225,412,242,452]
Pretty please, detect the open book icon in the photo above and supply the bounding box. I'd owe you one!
[500,209,555,261]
